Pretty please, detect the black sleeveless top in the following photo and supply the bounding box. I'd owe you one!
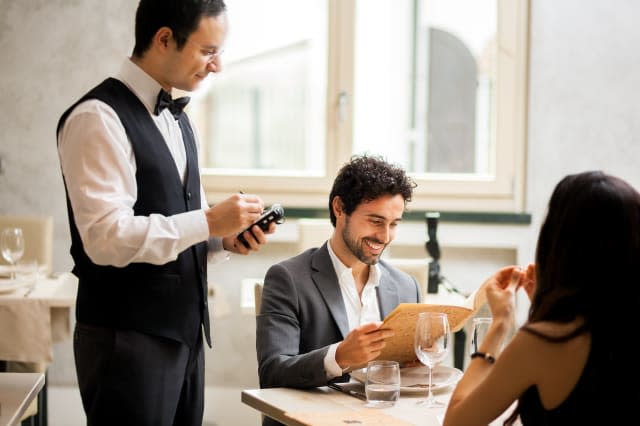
[518,328,624,425]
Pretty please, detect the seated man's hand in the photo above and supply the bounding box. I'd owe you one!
[335,322,394,370]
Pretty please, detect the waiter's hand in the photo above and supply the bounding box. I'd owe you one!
[205,193,264,237]
[222,222,276,255]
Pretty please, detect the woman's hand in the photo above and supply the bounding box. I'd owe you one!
[484,266,522,323]
[519,263,536,301]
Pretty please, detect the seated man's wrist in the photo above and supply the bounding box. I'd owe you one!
[324,343,345,378]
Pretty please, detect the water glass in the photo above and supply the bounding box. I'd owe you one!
[469,317,493,354]
[365,360,400,408]
[15,259,40,291]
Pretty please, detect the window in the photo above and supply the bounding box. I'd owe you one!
[190,0,529,212]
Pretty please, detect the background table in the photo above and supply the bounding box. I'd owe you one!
[0,273,77,364]
[0,373,45,426]
[0,273,78,426]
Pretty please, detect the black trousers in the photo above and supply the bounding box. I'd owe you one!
[73,322,204,426]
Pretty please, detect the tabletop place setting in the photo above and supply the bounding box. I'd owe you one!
[338,311,466,412]
[242,309,500,425]
[325,312,499,418]
[0,226,46,297]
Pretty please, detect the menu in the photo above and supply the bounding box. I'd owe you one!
[374,281,489,365]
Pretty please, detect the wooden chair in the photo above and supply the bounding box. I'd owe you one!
[384,257,429,301]
[254,281,264,315]
[296,218,333,253]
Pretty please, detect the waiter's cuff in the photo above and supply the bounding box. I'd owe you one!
[207,238,231,264]
[174,209,210,246]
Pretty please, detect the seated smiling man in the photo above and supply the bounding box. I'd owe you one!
[256,155,420,426]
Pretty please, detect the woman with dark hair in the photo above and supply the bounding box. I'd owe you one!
[443,171,640,425]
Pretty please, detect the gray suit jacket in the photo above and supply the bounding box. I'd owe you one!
[256,242,420,390]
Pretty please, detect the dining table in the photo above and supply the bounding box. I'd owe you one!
[242,381,450,426]
[0,270,78,425]
[0,372,45,426]
[242,377,517,426]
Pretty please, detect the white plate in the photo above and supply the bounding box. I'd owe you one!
[0,278,28,294]
[351,365,463,394]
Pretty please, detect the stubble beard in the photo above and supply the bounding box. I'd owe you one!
[341,224,386,266]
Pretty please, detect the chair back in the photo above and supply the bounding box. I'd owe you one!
[385,257,429,301]
[297,218,333,252]
[0,215,53,274]
[254,281,264,315]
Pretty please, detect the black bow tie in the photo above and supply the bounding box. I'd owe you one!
[154,89,190,119]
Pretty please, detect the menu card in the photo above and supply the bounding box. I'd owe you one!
[374,281,490,365]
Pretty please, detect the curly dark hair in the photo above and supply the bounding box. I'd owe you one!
[328,155,416,226]
[132,0,226,58]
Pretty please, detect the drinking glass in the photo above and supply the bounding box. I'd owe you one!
[364,360,401,407]
[469,317,493,354]
[414,312,451,408]
[16,259,39,296]
[1,227,25,281]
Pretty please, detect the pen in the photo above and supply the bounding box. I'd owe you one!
[327,383,367,401]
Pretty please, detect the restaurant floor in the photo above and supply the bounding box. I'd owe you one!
[48,385,262,425]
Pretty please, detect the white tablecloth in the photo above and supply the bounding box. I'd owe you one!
[0,273,77,364]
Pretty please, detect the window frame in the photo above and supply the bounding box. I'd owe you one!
[200,0,529,213]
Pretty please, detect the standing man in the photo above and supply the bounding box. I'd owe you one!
[256,155,420,425]
[56,1,274,425]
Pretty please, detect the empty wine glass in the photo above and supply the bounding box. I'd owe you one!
[414,312,451,408]
[1,227,25,281]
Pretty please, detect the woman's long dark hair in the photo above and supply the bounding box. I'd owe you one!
[505,171,640,424]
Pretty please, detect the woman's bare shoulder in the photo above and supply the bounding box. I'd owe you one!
[520,317,586,339]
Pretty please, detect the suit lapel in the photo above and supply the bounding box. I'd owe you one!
[311,243,350,338]
[376,265,401,318]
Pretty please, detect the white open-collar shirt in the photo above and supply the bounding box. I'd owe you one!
[324,240,382,377]
[58,58,225,268]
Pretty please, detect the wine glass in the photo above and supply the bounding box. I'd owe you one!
[414,312,451,408]
[1,227,25,281]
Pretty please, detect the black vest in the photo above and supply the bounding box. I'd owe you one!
[57,78,211,348]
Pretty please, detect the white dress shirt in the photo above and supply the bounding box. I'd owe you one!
[58,58,226,268]
[324,240,382,378]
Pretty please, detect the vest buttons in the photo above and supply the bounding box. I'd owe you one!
[187,192,192,200]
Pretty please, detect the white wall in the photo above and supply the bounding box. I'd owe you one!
[2,0,640,423]
[527,0,640,242]
[0,0,137,273]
